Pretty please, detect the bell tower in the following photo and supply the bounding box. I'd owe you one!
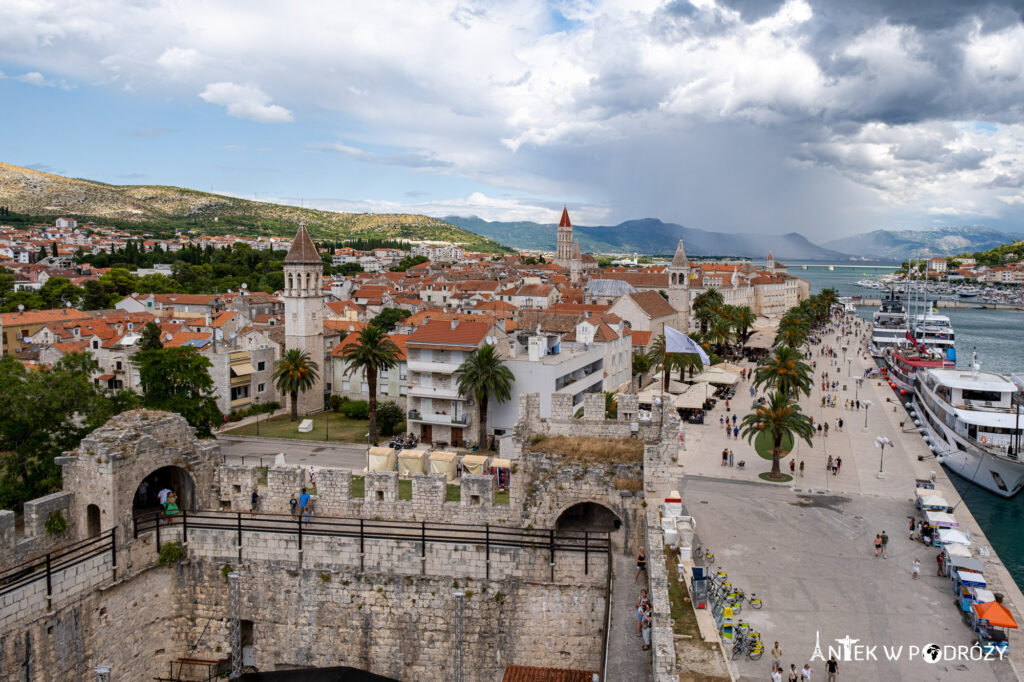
[668,239,691,330]
[283,220,325,415]
[555,206,573,265]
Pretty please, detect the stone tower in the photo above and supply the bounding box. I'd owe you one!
[668,239,691,330]
[283,221,325,416]
[555,206,573,265]
[569,238,582,284]
[766,250,775,273]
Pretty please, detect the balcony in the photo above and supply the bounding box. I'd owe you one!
[407,410,471,426]
[407,359,461,374]
[407,383,461,400]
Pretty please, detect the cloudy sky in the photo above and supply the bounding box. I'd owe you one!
[3,0,1024,238]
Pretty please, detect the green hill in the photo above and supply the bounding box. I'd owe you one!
[0,162,510,252]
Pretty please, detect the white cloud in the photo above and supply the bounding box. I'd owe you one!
[157,47,204,75]
[16,71,53,86]
[199,82,293,124]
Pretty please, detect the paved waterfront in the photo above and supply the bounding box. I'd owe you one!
[670,316,1024,681]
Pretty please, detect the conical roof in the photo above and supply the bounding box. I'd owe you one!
[559,206,571,228]
[571,239,581,258]
[284,222,321,264]
[671,239,688,267]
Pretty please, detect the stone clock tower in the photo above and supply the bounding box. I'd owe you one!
[283,220,325,415]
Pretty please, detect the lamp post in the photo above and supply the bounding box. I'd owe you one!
[862,400,872,431]
[875,436,891,479]
[253,396,260,438]
[846,358,852,378]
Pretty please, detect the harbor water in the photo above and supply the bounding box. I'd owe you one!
[797,265,1024,591]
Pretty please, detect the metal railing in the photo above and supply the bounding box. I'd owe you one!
[0,528,116,601]
[134,510,609,577]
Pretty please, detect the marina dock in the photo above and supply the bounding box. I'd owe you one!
[669,319,1024,681]
[853,298,1024,312]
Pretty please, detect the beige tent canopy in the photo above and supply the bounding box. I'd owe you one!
[429,451,458,481]
[712,362,745,374]
[674,382,715,409]
[490,457,511,469]
[461,454,489,475]
[368,446,396,472]
[744,330,775,349]
[691,369,739,385]
[397,449,427,476]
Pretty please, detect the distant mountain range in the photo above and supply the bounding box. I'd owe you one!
[823,226,1024,261]
[444,216,853,261]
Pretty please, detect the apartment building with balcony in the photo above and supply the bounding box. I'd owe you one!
[404,319,506,447]
[330,333,410,407]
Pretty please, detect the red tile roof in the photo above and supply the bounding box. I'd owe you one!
[407,320,490,347]
[627,290,677,319]
[332,333,408,361]
[502,665,594,682]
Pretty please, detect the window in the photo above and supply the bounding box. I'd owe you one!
[115,361,122,370]
[230,385,250,401]
[342,381,350,392]
[361,382,369,393]
[257,361,265,371]
[257,383,265,393]
[92,340,99,349]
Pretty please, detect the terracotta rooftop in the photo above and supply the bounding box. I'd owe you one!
[332,333,408,361]
[406,320,491,347]
[502,665,594,682]
[627,290,677,319]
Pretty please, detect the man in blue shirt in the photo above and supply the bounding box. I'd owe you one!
[299,487,311,523]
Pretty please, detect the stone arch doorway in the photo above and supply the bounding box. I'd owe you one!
[86,504,101,537]
[556,502,622,533]
[132,465,196,517]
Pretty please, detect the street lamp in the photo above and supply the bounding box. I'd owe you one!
[253,396,260,437]
[875,436,891,479]
[862,399,872,431]
[846,358,852,378]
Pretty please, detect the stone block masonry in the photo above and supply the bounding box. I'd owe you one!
[0,491,76,571]
[516,392,663,442]
[217,463,259,512]
[176,558,606,682]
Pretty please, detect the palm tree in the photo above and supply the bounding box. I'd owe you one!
[693,288,724,334]
[646,333,676,393]
[455,344,514,448]
[732,306,756,344]
[740,391,814,480]
[775,313,810,349]
[341,325,401,442]
[706,319,734,356]
[752,346,812,397]
[273,349,320,422]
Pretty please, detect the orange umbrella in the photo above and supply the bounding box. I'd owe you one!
[973,601,1019,629]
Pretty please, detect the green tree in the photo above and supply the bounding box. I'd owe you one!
[693,288,724,334]
[753,346,813,397]
[732,305,756,344]
[81,279,115,310]
[389,255,429,272]
[38,277,83,309]
[775,313,810,349]
[706,319,734,356]
[51,242,58,258]
[139,321,164,351]
[0,289,45,313]
[98,268,139,296]
[455,344,514,448]
[0,354,138,510]
[646,333,678,392]
[376,400,406,437]
[136,347,222,437]
[370,308,406,333]
[631,352,651,377]
[36,245,48,262]
[340,326,400,441]
[273,349,321,422]
[740,391,814,480]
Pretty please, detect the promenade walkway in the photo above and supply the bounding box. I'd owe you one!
[606,550,653,681]
[670,315,1024,681]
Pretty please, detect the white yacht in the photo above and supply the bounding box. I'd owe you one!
[869,290,909,358]
[912,366,1024,498]
[910,309,955,357]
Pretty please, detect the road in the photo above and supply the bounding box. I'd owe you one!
[216,436,369,470]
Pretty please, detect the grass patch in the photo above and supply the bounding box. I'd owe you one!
[351,475,365,498]
[398,479,412,501]
[758,472,793,483]
[527,435,643,462]
[222,411,371,443]
[446,484,461,502]
[753,430,794,460]
[665,549,717,650]
[495,490,509,505]
[612,477,643,493]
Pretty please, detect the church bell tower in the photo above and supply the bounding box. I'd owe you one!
[283,220,325,415]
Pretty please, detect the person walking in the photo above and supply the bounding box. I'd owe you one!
[733,425,739,440]
[826,656,838,682]
[913,558,921,579]
[299,487,312,523]
[250,487,261,518]
[722,449,729,466]
[799,460,805,477]
[729,450,734,467]
[289,493,298,518]
[788,664,799,682]
[772,666,783,682]
[635,548,647,584]
[880,530,889,559]
[874,534,882,557]
[801,663,814,681]
[826,455,833,472]
[790,459,796,476]
[835,456,842,474]
[771,641,783,671]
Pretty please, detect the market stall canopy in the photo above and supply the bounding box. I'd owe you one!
[429,451,457,481]
[917,494,951,510]
[674,382,715,409]
[972,588,996,604]
[957,570,987,587]
[973,601,1019,629]
[712,362,745,375]
[944,543,973,558]
[490,458,511,469]
[925,511,959,527]
[667,380,689,395]
[947,555,985,573]
[397,449,427,476]
[636,387,662,405]
[461,454,489,475]
[368,446,396,472]
[691,369,739,385]
[744,330,775,349]
[938,528,972,546]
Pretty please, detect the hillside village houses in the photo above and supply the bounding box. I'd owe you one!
[0,211,828,445]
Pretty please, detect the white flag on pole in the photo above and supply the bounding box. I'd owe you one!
[664,326,711,366]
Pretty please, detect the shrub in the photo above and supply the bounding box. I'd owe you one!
[341,400,370,420]
[44,510,68,537]
[376,400,405,436]
[220,563,234,581]
[159,541,185,566]
[328,394,345,412]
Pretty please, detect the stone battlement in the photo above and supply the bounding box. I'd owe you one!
[516,392,661,442]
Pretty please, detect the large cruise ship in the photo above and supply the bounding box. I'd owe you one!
[912,366,1024,498]
[882,346,948,396]
[869,290,909,357]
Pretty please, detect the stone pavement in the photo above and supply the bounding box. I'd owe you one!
[666,314,1024,681]
[217,435,368,469]
[606,549,654,682]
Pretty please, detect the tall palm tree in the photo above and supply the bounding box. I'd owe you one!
[706,319,735,356]
[740,391,814,480]
[693,288,724,335]
[647,333,676,392]
[732,306,756,344]
[775,313,810,349]
[341,325,401,442]
[455,344,514,448]
[752,346,812,397]
[273,349,320,422]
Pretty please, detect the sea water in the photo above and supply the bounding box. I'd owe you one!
[797,265,1024,590]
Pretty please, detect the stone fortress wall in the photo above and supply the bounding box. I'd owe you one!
[0,402,662,681]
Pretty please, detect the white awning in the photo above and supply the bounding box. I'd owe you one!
[691,369,739,385]
[744,330,775,349]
